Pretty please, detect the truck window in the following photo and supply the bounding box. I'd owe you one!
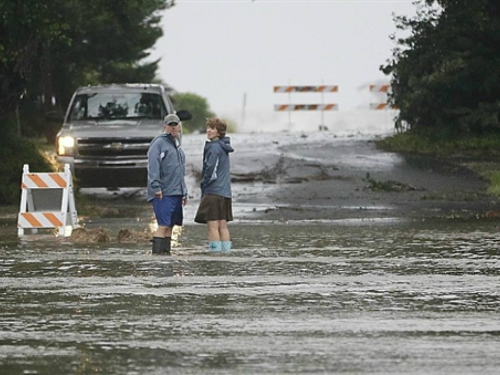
[69,92,166,121]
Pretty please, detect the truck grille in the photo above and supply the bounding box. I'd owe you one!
[76,138,153,158]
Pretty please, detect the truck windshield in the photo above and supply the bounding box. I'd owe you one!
[69,92,166,121]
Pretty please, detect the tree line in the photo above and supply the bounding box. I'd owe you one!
[0,0,179,140]
[382,0,500,137]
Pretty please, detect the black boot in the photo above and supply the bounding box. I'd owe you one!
[162,237,171,255]
[151,237,164,254]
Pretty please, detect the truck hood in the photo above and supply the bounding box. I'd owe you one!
[59,119,164,139]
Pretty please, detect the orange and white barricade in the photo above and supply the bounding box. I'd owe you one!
[273,84,340,129]
[274,104,339,111]
[274,85,339,93]
[17,164,78,237]
[369,84,397,110]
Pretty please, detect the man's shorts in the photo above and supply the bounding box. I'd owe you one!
[152,195,184,227]
[194,194,233,224]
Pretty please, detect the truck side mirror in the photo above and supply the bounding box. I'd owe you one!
[176,110,192,121]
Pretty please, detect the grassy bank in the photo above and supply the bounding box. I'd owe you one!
[375,132,500,196]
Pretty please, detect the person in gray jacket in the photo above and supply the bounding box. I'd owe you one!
[194,117,234,252]
[147,113,188,255]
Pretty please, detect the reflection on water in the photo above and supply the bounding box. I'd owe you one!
[1,219,500,374]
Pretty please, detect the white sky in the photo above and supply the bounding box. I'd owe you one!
[152,0,417,133]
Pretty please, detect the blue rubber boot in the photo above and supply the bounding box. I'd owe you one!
[209,241,222,252]
[221,241,232,253]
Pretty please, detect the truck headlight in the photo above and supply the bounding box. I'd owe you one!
[57,136,76,156]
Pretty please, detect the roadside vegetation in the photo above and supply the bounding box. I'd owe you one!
[376,0,500,195]
[0,129,53,206]
[171,92,238,134]
[376,132,500,196]
[382,1,500,139]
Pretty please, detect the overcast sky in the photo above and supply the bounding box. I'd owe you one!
[152,0,417,133]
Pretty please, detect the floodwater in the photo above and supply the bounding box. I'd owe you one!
[1,132,500,374]
[1,218,500,374]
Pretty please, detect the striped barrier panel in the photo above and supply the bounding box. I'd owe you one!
[369,84,397,110]
[370,103,398,110]
[18,212,66,229]
[274,104,339,111]
[21,172,68,189]
[274,85,339,93]
[17,164,78,237]
[369,84,391,93]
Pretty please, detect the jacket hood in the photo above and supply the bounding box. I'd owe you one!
[216,136,234,154]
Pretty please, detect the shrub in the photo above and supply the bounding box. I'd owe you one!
[0,129,53,205]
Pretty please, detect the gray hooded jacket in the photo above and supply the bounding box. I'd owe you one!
[200,136,234,198]
[147,133,187,201]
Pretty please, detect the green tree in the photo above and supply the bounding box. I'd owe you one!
[47,0,174,102]
[382,0,500,137]
[0,1,66,204]
[34,0,175,141]
[0,0,68,121]
[1,0,175,141]
[172,92,216,133]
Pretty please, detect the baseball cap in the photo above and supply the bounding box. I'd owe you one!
[164,114,180,125]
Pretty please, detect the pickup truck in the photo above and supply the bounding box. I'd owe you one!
[55,84,191,189]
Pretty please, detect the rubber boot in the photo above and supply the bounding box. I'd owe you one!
[162,237,171,255]
[208,241,222,252]
[151,237,164,254]
[221,241,232,253]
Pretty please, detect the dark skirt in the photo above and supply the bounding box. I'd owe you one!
[194,194,233,224]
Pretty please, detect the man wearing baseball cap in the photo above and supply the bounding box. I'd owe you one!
[147,113,187,254]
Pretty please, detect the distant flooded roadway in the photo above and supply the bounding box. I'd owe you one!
[1,217,500,374]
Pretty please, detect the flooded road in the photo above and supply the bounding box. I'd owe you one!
[1,217,500,374]
[2,132,500,374]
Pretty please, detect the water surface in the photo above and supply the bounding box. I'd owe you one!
[1,218,499,374]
